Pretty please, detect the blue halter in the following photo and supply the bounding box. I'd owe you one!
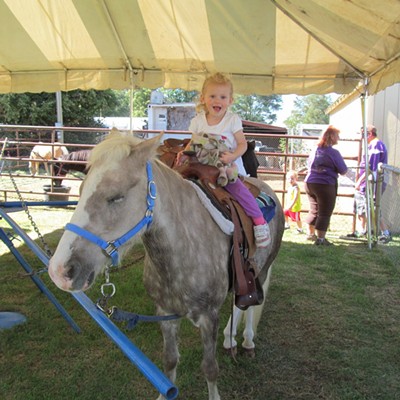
[65,161,156,266]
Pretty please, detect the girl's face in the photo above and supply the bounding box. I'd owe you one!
[200,82,233,119]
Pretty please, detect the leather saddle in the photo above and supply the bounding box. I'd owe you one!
[158,139,264,310]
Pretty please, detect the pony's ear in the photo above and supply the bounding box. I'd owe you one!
[133,132,164,160]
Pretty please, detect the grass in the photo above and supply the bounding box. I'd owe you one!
[0,208,399,399]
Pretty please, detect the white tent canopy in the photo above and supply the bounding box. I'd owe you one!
[1,0,400,96]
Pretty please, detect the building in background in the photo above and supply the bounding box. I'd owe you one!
[327,83,400,233]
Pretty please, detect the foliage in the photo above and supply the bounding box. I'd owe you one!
[284,94,332,131]
[0,90,119,128]
[232,94,282,123]
[0,90,121,144]
[160,88,198,104]
[100,90,130,117]
[131,88,152,117]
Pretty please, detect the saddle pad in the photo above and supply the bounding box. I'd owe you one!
[187,180,234,235]
[256,192,276,223]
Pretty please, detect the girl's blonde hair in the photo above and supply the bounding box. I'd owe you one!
[287,170,298,180]
[196,72,233,113]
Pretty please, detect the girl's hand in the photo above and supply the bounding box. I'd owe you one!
[175,150,188,167]
[219,151,235,165]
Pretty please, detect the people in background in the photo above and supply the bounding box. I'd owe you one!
[304,126,348,246]
[284,170,303,233]
[186,72,271,247]
[347,125,391,243]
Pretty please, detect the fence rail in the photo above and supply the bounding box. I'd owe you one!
[3,124,396,235]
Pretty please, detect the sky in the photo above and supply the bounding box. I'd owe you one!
[275,94,296,126]
[274,93,340,127]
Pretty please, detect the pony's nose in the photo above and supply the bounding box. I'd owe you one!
[63,259,96,291]
[48,262,74,291]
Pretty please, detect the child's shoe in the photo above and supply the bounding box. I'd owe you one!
[254,223,271,248]
[284,223,290,230]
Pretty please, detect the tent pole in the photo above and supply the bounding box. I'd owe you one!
[55,91,64,142]
[129,70,134,134]
[129,85,134,134]
[360,78,373,249]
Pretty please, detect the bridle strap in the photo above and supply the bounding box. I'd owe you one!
[65,161,156,265]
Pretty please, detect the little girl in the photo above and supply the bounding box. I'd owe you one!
[284,170,303,233]
[187,72,271,247]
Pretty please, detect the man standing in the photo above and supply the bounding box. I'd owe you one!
[348,125,391,242]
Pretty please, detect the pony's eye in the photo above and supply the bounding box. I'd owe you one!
[107,195,124,204]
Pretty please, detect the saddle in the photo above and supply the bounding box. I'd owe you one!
[158,138,191,168]
[158,139,264,310]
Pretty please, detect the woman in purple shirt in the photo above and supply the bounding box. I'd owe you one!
[304,126,348,245]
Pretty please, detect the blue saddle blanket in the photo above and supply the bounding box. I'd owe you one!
[256,192,276,223]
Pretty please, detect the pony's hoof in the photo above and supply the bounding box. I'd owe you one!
[243,347,256,358]
[223,346,237,357]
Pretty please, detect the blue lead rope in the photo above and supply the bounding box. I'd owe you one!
[109,307,181,330]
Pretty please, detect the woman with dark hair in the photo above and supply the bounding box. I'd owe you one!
[304,126,348,246]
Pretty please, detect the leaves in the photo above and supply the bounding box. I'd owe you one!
[284,94,332,130]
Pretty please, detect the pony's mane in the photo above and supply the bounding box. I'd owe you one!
[88,130,143,167]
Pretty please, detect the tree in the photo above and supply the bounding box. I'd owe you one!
[0,90,119,127]
[284,94,332,131]
[231,94,282,123]
[0,90,120,143]
[160,88,198,103]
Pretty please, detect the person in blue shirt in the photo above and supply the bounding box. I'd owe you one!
[304,126,348,246]
[347,125,390,242]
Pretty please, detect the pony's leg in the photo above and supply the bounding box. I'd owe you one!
[242,307,256,357]
[199,314,221,400]
[242,268,273,357]
[156,319,180,400]
[44,162,49,176]
[223,306,244,352]
[30,161,36,175]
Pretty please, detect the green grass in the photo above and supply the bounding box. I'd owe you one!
[0,209,399,399]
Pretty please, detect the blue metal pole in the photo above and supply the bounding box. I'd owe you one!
[0,201,78,208]
[72,292,178,399]
[0,208,179,399]
[0,227,81,333]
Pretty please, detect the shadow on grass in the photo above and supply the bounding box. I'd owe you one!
[1,229,399,399]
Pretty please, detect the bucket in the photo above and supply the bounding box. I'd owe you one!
[43,185,71,202]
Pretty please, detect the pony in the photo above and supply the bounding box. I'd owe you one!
[53,149,91,186]
[48,130,284,400]
[29,143,69,175]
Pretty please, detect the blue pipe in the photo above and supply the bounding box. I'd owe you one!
[0,227,81,333]
[0,207,179,399]
[0,201,78,208]
[72,292,178,399]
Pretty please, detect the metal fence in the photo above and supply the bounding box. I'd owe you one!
[376,164,400,235]
[3,124,398,237]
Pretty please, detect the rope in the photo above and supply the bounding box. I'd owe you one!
[109,308,181,330]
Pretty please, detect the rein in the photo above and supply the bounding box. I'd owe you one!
[65,161,156,266]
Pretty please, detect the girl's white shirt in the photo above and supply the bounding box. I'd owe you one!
[189,111,247,175]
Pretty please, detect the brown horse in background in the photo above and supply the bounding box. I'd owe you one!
[53,149,91,186]
[29,143,69,175]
